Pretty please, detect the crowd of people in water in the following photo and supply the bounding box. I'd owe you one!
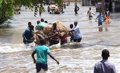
[22,18,82,73]
[96,9,111,32]
[87,7,111,32]
[21,3,113,73]
[22,19,114,73]
[22,7,111,46]
[22,18,82,47]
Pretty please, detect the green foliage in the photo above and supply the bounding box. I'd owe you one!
[0,0,63,24]
[54,0,63,6]
[0,0,14,23]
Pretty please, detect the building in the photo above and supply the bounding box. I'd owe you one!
[82,0,95,6]
[111,0,120,12]
[82,0,120,13]
[95,0,120,13]
[101,0,120,12]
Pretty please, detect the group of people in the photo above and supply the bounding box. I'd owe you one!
[22,7,115,73]
[22,18,50,47]
[32,43,116,73]
[22,19,60,73]
[87,7,111,32]
[22,20,116,73]
[69,21,82,42]
[22,18,83,47]
[22,19,54,46]
[30,20,116,73]
[96,9,111,32]
[22,19,82,73]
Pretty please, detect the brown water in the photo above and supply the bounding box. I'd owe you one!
[0,3,120,73]
[0,44,120,73]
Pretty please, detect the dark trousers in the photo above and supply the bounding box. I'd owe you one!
[49,38,59,46]
[73,38,82,42]
[36,63,48,73]
[75,11,78,14]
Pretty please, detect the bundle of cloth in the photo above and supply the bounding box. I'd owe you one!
[43,21,69,45]
[43,21,68,37]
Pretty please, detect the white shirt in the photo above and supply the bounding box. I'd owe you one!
[94,60,116,73]
[73,25,82,40]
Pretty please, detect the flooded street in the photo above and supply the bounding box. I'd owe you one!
[0,3,120,73]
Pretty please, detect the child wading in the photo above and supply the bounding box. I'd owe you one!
[104,16,110,31]
[96,12,104,32]
[87,7,94,20]
[104,9,110,31]
[32,39,59,73]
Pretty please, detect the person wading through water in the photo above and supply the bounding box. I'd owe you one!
[49,23,60,46]
[104,8,111,31]
[87,7,95,20]
[74,3,79,15]
[72,21,82,42]
[32,39,59,73]
[96,12,104,32]
[22,22,34,46]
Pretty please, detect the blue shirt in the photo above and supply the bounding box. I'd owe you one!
[23,28,33,40]
[97,15,103,23]
[73,25,82,40]
[35,45,50,64]
[94,60,116,73]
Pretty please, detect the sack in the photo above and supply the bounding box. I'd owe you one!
[43,21,68,37]
[43,24,52,35]
[56,21,68,37]
[55,21,68,32]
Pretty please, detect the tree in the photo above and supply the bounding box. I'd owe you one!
[0,0,63,24]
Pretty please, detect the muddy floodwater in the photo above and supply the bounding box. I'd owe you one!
[0,3,120,73]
